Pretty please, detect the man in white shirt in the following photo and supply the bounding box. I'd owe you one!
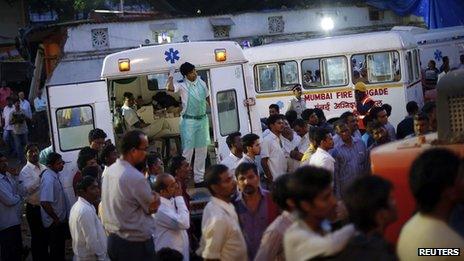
[197,164,248,260]
[220,132,243,176]
[310,128,335,174]
[166,62,210,186]
[33,89,49,143]
[284,166,355,261]
[281,119,301,173]
[19,144,48,260]
[18,91,32,119]
[69,176,108,261]
[2,97,15,155]
[289,118,309,164]
[287,84,306,118]
[33,89,47,112]
[153,174,190,260]
[261,114,287,184]
[397,148,464,261]
[121,92,163,137]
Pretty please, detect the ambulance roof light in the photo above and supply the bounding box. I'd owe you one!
[118,59,130,72]
[215,49,227,62]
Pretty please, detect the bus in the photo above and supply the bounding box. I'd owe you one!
[243,30,424,128]
[46,41,258,206]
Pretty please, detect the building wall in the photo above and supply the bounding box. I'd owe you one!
[64,6,422,53]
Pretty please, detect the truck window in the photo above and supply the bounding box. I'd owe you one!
[351,51,401,84]
[255,61,298,92]
[56,105,94,151]
[301,56,348,88]
[217,89,239,136]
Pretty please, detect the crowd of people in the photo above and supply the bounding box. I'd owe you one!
[1,60,464,261]
[0,81,49,164]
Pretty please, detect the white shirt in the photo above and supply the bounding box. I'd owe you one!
[281,134,301,173]
[69,197,108,261]
[153,196,190,261]
[397,213,464,261]
[197,197,248,260]
[284,220,355,261]
[287,98,307,117]
[297,133,310,153]
[438,71,448,82]
[2,105,14,130]
[220,152,242,176]
[19,162,46,206]
[261,131,287,179]
[20,99,32,119]
[121,104,139,129]
[310,148,335,174]
[173,78,209,115]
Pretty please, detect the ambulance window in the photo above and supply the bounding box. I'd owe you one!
[217,90,239,136]
[407,51,414,83]
[56,105,94,151]
[413,50,420,80]
[301,56,348,88]
[255,61,298,92]
[147,74,168,90]
[363,51,401,83]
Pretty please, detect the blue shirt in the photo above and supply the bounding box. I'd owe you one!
[0,173,23,230]
[332,138,370,198]
[40,169,68,227]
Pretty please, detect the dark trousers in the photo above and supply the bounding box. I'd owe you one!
[26,203,49,261]
[0,225,22,261]
[45,222,68,261]
[13,133,27,163]
[107,233,155,261]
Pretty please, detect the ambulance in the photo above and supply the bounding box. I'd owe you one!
[392,25,464,70]
[46,41,258,205]
[243,30,424,128]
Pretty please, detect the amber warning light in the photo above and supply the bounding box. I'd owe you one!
[118,59,130,72]
[215,49,227,62]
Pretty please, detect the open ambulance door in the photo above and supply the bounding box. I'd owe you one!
[46,80,114,205]
[209,65,252,161]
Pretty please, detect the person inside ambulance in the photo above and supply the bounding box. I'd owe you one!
[353,82,375,116]
[121,92,165,137]
[166,62,210,187]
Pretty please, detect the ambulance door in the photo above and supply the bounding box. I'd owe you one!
[209,65,251,161]
[46,80,114,205]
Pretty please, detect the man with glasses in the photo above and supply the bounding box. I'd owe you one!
[101,130,161,261]
[287,84,306,118]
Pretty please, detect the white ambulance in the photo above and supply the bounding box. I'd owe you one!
[46,41,258,204]
[393,25,464,70]
[243,30,424,128]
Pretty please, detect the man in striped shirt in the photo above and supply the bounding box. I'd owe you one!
[332,121,370,199]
